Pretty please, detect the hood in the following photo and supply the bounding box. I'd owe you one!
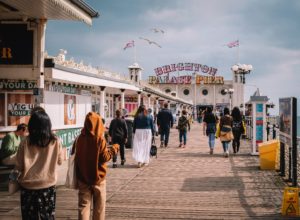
[82,112,104,137]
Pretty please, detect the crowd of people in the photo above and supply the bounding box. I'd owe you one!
[202,106,246,157]
[0,102,249,219]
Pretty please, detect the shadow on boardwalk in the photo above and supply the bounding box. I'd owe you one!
[0,123,293,219]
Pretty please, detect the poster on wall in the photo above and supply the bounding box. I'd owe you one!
[255,103,263,146]
[125,103,138,116]
[7,94,34,126]
[64,95,76,125]
[0,94,4,126]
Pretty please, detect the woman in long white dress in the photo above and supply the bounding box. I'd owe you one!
[132,105,154,168]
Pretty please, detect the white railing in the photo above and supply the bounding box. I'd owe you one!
[46,49,132,83]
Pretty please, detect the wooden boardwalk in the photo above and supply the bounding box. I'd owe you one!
[0,123,290,219]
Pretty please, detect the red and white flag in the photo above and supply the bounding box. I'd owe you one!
[226,40,239,48]
[123,40,135,50]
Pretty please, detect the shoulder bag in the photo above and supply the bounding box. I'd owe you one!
[65,138,78,189]
[8,169,21,195]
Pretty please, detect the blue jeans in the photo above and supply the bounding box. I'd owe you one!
[160,128,170,145]
[222,141,230,152]
[208,133,215,149]
[179,130,187,145]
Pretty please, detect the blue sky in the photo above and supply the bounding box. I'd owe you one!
[45,0,300,115]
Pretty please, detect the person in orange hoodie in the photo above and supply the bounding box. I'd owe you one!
[74,112,119,220]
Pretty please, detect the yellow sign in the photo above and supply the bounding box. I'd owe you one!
[281,187,299,216]
[196,75,224,84]
[1,47,13,59]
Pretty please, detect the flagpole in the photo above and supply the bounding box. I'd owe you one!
[134,42,137,63]
[237,39,240,64]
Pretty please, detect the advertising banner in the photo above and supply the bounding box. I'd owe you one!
[7,94,34,126]
[279,98,293,145]
[0,24,34,65]
[256,103,264,145]
[64,95,76,125]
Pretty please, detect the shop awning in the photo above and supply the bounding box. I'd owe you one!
[143,86,193,106]
[0,0,99,25]
[45,67,141,91]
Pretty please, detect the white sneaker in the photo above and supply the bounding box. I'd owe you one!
[226,151,229,157]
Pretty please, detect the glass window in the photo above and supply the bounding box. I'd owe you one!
[221,89,227,95]
[165,89,171,93]
[202,89,208,96]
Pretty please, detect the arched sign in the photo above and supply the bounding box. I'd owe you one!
[149,62,223,85]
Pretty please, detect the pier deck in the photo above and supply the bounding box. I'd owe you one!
[0,123,288,219]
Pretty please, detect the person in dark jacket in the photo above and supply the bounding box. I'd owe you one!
[203,107,218,154]
[231,107,245,154]
[177,110,190,148]
[109,109,128,168]
[157,103,173,148]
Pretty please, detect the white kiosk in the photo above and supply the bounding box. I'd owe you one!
[249,89,269,155]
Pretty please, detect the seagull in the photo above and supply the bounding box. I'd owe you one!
[139,37,162,48]
[150,28,165,34]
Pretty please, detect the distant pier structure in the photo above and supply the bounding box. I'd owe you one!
[145,62,250,115]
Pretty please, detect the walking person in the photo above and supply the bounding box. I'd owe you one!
[0,123,27,166]
[109,109,128,168]
[157,103,173,148]
[177,110,190,148]
[74,112,119,220]
[203,107,218,154]
[272,124,277,139]
[231,107,245,154]
[219,107,233,157]
[266,122,270,141]
[15,111,62,219]
[132,105,154,168]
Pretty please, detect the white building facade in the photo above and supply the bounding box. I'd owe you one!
[146,62,245,115]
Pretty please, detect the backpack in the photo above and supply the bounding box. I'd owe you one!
[177,116,188,131]
[232,120,242,132]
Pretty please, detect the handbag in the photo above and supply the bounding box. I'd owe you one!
[220,130,234,142]
[65,138,78,189]
[150,137,157,158]
[8,170,21,195]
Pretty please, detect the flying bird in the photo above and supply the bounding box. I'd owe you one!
[139,37,162,48]
[150,28,165,34]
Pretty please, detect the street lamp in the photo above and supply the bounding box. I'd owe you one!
[225,88,234,111]
[231,64,253,115]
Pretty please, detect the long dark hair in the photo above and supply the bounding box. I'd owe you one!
[223,107,230,116]
[135,105,146,118]
[231,107,242,121]
[28,111,56,147]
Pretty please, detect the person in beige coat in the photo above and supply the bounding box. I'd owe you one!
[15,111,62,219]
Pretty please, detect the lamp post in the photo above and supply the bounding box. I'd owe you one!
[225,88,234,111]
[231,64,253,116]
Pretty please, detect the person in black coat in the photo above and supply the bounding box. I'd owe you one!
[157,103,173,148]
[109,109,128,168]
